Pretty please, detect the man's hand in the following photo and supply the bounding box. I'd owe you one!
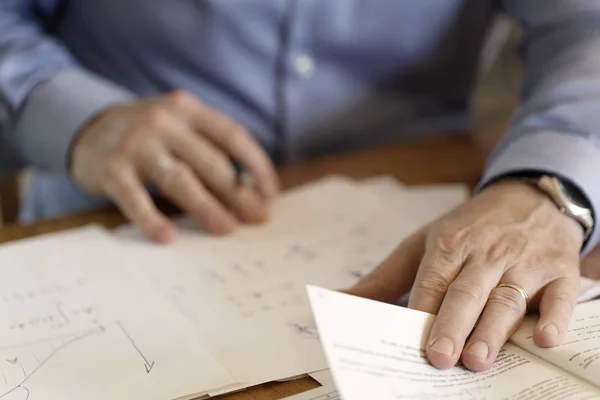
[70,91,279,242]
[346,180,584,372]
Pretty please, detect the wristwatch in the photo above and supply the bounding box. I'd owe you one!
[514,174,594,242]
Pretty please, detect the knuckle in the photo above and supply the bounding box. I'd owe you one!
[414,271,452,297]
[488,288,525,314]
[146,106,171,128]
[167,90,196,109]
[118,129,147,156]
[432,315,463,335]
[483,239,511,263]
[548,292,575,312]
[434,248,457,268]
[448,280,486,304]
[220,123,247,148]
[432,224,469,253]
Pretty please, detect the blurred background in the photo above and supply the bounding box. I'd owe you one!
[0,15,522,226]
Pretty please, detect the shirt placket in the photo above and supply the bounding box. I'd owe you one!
[273,0,319,164]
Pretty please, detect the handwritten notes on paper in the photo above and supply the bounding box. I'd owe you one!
[0,227,234,400]
[4,174,600,399]
[0,176,470,397]
[112,176,468,385]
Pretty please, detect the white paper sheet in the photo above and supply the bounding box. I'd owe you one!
[0,227,234,400]
[4,174,598,399]
[307,286,600,400]
[112,176,469,388]
[512,299,600,388]
[308,369,334,386]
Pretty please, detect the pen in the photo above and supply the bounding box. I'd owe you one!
[233,161,254,189]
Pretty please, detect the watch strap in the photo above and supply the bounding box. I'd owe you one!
[490,171,594,243]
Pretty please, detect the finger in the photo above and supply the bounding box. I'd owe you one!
[425,257,504,369]
[407,234,467,315]
[158,159,238,234]
[534,276,579,348]
[165,92,279,198]
[581,246,600,280]
[102,161,175,243]
[344,226,428,303]
[138,146,238,234]
[461,275,534,372]
[164,122,268,224]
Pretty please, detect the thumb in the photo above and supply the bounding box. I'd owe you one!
[341,226,428,304]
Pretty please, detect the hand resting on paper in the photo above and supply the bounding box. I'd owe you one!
[70,91,279,243]
[345,180,585,373]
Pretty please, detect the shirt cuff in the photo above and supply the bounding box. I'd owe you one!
[478,130,600,256]
[9,68,135,174]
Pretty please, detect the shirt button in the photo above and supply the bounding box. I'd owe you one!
[294,54,315,78]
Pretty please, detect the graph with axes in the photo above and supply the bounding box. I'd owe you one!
[0,305,154,400]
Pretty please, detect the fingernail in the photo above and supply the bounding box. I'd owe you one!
[158,231,173,243]
[153,225,175,243]
[467,341,489,359]
[210,216,237,235]
[542,324,559,338]
[429,337,455,356]
[219,220,238,234]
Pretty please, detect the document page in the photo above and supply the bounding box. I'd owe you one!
[307,286,600,400]
[511,300,600,388]
[0,227,233,400]
[115,177,467,386]
[115,178,376,384]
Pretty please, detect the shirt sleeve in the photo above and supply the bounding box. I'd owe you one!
[481,1,600,254]
[0,1,135,174]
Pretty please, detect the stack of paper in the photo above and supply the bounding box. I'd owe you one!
[307,286,600,399]
[0,175,597,399]
[111,176,469,396]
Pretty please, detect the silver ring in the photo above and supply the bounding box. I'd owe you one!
[152,155,175,182]
[497,283,530,304]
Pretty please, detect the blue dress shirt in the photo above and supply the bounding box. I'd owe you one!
[2,1,600,253]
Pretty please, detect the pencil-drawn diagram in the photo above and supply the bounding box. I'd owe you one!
[116,321,155,374]
[289,322,319,339]
[0,305,155,400]
[284,245,317,262]
[0,326,105,399]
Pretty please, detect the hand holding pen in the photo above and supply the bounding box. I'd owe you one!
[70,90,280,242]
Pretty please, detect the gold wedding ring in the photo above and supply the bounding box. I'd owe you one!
[497,283,530,303]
